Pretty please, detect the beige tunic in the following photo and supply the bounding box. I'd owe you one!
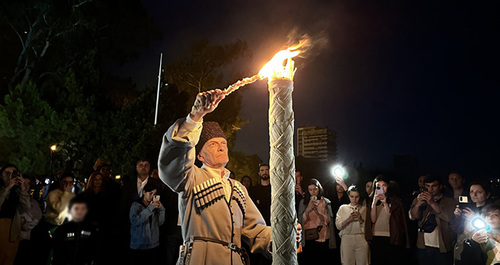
[158,117,272,265]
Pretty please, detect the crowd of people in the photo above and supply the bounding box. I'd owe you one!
[1,155,500,265]
[1,88,500,265]
[0,158,181,265]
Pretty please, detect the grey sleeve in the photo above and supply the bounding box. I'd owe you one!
[158,117,201,194]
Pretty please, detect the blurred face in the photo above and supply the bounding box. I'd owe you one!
[469,185,489,206]
[448,173,464,190]
[99,166,111,178]
[143,189,157,203]
[336,184,345,194]
[60,177,74,189]
[92,174,103,188]
[486,209,500,229]
[198,137,229,169]
[295,171,303,184]
[376,180,388,194]
[70,203,88,222]
[242,177,251,188]
[259,166,270,180]
[349,191,360,205]
[425,180,442,197]
[365,181,373,195]
[136,161,151,176]
[308,184,319,197]
[22,178,31,191]
[418,176,426,189]
[1,166,17,184]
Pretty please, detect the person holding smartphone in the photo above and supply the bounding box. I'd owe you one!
[451,181,491,265]
[0,163,30,265]
[365,175,410,265]
[336,185,369,265]
[297,178,336,264]
[129,181,165,264]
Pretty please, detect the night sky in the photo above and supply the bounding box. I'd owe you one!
[120,0,499,179]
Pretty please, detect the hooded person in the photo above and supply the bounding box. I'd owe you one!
[158,89,273,265]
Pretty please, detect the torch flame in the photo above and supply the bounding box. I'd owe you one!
[258,39,308,81]
[222,38,309,96]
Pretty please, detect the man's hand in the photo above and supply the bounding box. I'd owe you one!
[190,89,225,122]
[416,191,431,206]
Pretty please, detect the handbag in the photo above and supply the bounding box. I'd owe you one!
[304,226,322,241]
[418,212,437,233]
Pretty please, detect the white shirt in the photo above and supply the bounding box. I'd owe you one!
[424,226,440,248]
[137,176,149,197]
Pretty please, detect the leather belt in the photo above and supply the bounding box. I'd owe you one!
[191,236,250,265]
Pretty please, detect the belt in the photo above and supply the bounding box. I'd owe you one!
[193,236,242,253]
[191,237,250,265]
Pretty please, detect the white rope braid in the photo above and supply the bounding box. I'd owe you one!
[268,79,297,265]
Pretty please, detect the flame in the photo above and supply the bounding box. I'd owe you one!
[222,39,309,96]
[258,39,308,80]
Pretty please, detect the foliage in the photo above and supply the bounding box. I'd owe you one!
[0,2,261,181]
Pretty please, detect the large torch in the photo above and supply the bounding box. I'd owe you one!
[223,40,307,265]
[259,44,303,265]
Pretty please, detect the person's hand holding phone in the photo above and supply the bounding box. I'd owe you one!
[151,195,162,208]
[350,211,361,222]
[454,206,462,217]
[472,229,488,244]
[417,191,431,205]
[461,207,475,220]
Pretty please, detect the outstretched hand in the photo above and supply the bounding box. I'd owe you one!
[190,89,225,122]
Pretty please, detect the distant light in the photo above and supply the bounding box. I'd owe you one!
[50,145,57,151]
[115,175,121,180]
[331,165,347,179]
[24,31,27,34]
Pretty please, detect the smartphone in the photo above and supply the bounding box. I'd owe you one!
[458,196,469,209]
[458,196,468,203]
[153,195,160,202]
[375,186,384,195]
[311,196,317,201]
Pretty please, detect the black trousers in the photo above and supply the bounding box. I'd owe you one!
[300,240,336,265]
[370,236,404,265]
[130,246,161,265]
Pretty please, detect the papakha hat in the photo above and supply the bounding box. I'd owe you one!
[196,121,227,154]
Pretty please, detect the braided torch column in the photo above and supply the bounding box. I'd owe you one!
[269,78,297,265]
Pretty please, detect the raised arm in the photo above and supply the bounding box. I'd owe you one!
[158,89,225,192]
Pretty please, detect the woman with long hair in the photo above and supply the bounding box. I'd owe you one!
[298,178,336,264]
[365,175,410,265]
[336,185,369,265]
[0,163,30,265]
